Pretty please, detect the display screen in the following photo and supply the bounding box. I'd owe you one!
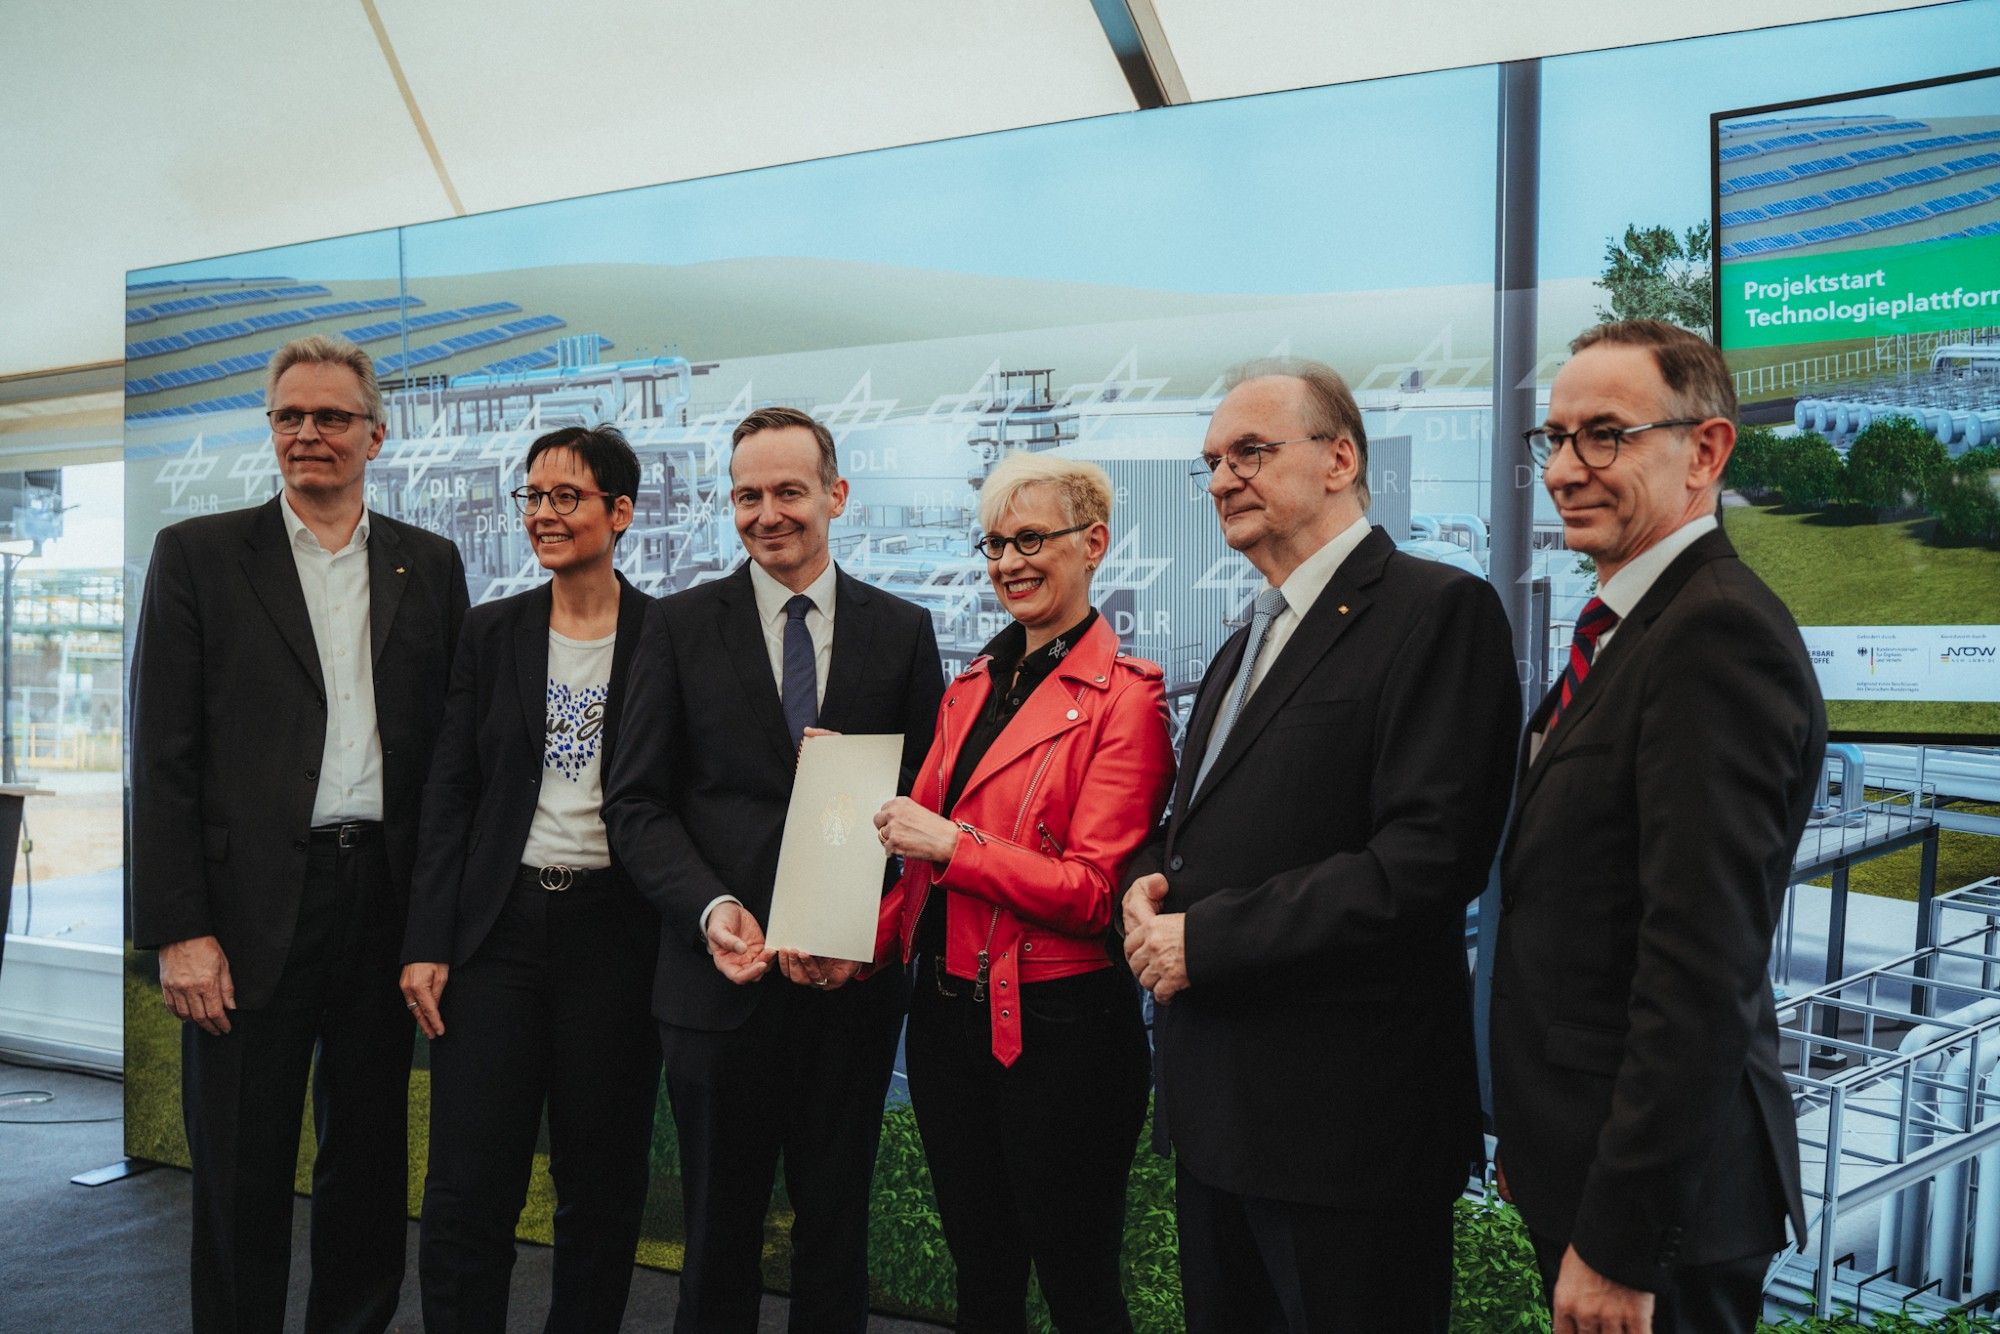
[1713,67,2000,741]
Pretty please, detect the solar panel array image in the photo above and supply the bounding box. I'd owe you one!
[124,334,618,422]
[1716,127,2000,196]
[1715,119,1927,168]
[126,350,278,397]
[1720,180,2000,258]
[124,392,268,423]
[125,284,332,325]
[126,297,424,360]
[125,296,551,399]
[341,302,522,344]
[374,315,566,375]
[1717,118,2000,262]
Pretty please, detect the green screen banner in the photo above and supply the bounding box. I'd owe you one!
[1721,232,2000,349]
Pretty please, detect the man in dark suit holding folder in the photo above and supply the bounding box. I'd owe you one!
[1123,359,1519,1331]
[604,406,942,1333]
[130,334,466,1332]
[1492,320,1824,1333]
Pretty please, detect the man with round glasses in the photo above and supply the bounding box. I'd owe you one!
[131,333,468,1331]
[1123,357,1519,1330]
[1491,319,1825,1333]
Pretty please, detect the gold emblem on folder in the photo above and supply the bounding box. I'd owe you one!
[820,794,858,847]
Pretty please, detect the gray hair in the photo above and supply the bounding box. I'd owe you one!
[1223,356,1370,510]
[264,334,384,423]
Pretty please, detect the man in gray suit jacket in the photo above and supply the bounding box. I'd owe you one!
[131,334,467,1333]
[1492,320,1825,1333]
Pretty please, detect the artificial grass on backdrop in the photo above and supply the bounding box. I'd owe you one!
[1805,798,2000,902]
[1723,505,2000,738]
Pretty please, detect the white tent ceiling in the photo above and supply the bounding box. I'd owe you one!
[0,0,1953,386]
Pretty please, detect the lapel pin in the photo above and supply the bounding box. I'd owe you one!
[1338,604,1349,615]
[395,565,406,575]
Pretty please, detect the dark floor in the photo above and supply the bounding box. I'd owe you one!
[0,1057,944,1332]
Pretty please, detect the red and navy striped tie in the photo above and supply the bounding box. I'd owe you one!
[1547,596,1619,735]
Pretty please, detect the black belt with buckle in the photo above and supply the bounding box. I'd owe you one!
[309,821,382,849]
[518,864,614,893]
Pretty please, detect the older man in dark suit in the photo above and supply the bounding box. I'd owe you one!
[1122,359,1520,1331]
[1491,320,1826,1333]
[603,406,942,1334]
[130,334,467,1332]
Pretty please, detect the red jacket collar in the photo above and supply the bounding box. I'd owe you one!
[957,613,1122,693]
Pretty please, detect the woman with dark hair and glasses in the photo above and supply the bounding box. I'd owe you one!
[401,426,661,1331]
[870,451,1175,1333]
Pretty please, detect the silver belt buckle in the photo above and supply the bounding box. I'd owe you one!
[538,864,575,892]
[338,822,365,850]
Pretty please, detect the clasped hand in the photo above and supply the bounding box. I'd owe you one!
[1121,873,1189,1003]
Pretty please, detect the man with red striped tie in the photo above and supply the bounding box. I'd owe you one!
[1490,319,1826,1334]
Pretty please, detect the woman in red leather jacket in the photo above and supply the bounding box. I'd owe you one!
[873,452,1174,1334]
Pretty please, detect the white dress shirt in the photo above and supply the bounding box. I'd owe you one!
[1529,512,1719,760]
[704,558,842,936]
[279,493,383,825]
[747,557,837,712]
[1592,513,1718,656]
[1242,514,1374,698]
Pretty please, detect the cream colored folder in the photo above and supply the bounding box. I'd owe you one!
[764,732,904,962]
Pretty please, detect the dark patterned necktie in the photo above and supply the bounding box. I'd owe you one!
[782,593,817,750]
[1546,596,1619,736]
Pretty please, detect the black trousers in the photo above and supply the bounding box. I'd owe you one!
[657,960,907,1334]
[418,869,661,1333]
[904,960,1150,1334]
[181,832,412,1334]
[1530,1231,1771,1334]
[1175,1164,1454,1334]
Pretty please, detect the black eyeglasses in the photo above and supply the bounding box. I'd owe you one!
[267,407,371,435]
[972,524,1089,559]
[1523,419,1703,470]
[1188,435,1326,489]
[511,485,612,515]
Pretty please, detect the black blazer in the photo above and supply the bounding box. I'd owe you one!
[1130,526,1520,1208]
[602,562,944,1031]
[1491,526,1824,1292]
[129,495,468,1008]
[401,576,654,968]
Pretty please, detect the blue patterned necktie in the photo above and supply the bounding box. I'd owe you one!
[781,593,817,750]
[1193,586,1289,794]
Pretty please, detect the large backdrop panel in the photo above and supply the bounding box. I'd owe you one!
[120,2,2000,1321]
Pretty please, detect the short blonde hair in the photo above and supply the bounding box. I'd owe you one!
[264,334,384,422]
[978,452,1113,536]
